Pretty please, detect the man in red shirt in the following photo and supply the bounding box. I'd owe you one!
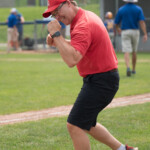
[43,0,138,150]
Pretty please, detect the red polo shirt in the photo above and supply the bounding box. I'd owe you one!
[70,8,118,77]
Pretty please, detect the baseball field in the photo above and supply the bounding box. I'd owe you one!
[0,2,150,150]
[0,52,150,149]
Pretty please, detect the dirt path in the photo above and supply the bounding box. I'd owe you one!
[0,93,150,126]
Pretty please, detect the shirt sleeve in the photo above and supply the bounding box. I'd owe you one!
[71,23,92,56]
[138,7,145,21]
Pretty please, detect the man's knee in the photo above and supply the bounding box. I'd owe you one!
[67,122,75,133]
[67,122,83,135]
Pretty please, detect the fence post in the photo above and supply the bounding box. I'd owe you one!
[34,21,38,50]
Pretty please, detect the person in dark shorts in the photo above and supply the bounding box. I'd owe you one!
[43,0,138,149]
[68,71,119,131]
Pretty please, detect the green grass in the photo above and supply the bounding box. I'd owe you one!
[0,103,150,150]
[0,7,47,22]
[0,3,100,22]
[116,52,150,96]
[0,53,82,114]
[15,0,40,7]
[0,52,150,115]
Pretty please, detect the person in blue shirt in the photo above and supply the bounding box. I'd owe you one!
[16,9,25,47]
[114,0,147,76]
[7,8,19,52]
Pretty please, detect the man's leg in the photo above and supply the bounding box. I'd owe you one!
[124,52,130,68]
[124,52,131,76]
[7,29,12,53]
[7,41,11,53]
[67,123,91,150]
[131,30,139,74]
[67,122,122,150]
[13,41,19,50]
[87,123,122,150]
[132,52,136,72]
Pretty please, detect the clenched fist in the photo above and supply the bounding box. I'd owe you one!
[47,19,61,36]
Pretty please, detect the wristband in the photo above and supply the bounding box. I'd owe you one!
[51,31,61,38]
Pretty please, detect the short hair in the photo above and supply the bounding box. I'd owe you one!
[70,0,78,6]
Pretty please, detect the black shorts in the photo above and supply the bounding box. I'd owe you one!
[67,70,119,131]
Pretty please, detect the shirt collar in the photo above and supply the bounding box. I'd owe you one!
[71,8,83,31]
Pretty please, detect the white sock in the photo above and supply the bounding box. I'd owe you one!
[117,144,126,150]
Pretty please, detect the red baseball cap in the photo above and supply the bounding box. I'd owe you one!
[43,0,67,18]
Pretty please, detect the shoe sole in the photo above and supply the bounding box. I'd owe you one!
[134,147,138,150]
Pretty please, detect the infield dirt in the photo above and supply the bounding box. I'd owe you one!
[0,93,150,126]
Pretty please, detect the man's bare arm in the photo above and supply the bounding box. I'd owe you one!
[139,20,148,42]
[115,24,121,35]
[47,20,82,67]
[53,36,82,67]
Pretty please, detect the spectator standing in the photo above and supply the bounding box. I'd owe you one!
[104,11,115,46]
[114,0,147,76]
[16,9,25,48]
[7,8,19,52]
[43,0,138,150]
